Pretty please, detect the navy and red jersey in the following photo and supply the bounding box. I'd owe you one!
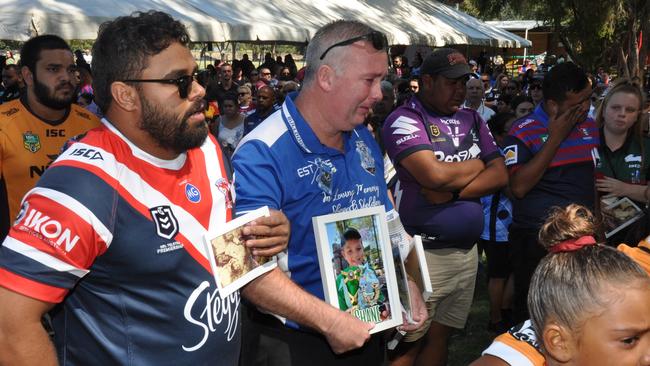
[382,96,501,249]
[504,103,599,229]
[0,120,240,365]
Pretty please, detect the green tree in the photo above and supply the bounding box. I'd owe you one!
[463,0,649,77]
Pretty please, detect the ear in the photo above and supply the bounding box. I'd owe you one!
[21,66,33,87]
[110,81,138,112]
[546,99,559,119]
[542,322,575,364]
[316,64,336,92]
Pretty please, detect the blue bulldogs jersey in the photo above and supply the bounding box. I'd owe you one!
[232,93,393,329]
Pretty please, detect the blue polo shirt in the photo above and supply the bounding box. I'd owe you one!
[504,103,599,229]
[232,93,392,329]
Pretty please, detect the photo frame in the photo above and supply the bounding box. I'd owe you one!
[312,205,402,334]
[601,197,644,238]
[204,206,277,299]
[412,235,433,301]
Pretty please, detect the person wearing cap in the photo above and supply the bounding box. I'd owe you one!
[382,48,507,366]
[232,20,427,366]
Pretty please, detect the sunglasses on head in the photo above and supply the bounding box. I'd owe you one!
[319,31,388,60]
[121,71,198,99]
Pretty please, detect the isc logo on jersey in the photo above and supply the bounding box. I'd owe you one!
[390,116,420,145]
[15,203,80,252]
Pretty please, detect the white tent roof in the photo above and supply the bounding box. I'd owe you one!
[0,0,531,47]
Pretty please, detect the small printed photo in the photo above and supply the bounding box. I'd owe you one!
[204,206,277,298]
[602,197,644,238]
[313,206,402,334]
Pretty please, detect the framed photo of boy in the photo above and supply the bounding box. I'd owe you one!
[312,205,402,334]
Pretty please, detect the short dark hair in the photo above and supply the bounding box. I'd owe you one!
[3,64,20,72]
[19,35,71,73]
[92,11,191,113]
[487,112,516,136]
[510,95,533,111]
[221,94,238,106]
[543,62,589,103]
[343,228,362,241]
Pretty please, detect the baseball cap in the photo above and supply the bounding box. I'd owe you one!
[421,48,471,79]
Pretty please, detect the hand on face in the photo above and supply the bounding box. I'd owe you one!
[547,104,587,142]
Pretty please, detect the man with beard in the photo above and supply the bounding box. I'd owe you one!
[0,11,289,365]
[0,35,99,240]
[206,63,238,108]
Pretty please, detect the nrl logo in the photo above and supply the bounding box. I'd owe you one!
[23,131,41,153]
[149,205,179,240]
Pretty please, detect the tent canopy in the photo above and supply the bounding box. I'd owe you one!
[0,0,530,48]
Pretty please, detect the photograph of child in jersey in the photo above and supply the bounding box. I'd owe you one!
[210,228,269,288]
[326,215,392,324]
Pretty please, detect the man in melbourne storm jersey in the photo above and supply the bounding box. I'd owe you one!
[0,11,288,365]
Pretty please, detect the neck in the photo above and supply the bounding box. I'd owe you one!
[604,128,627,151]
[295,90,344,151]
[26,89,66,121]
[418,94,450,116]
[465,99,481,110]
[221,114,242,128]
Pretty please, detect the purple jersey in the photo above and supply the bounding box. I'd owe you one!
[382,96,501,249]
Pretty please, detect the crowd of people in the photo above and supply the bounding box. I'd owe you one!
[0,8,650,366]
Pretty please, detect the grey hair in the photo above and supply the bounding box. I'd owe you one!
[528,204,649,341]
[303,19,376,87]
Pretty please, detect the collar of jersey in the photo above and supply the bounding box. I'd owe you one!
[281,92,353,156]
[101,118,188,170]
[532,102,550,127]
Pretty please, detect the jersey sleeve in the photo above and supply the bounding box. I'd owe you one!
[0,168,112,303]
[502,134,533,174]
[232,139,283,216]
[382,109,433,165]
[482,322,545,366]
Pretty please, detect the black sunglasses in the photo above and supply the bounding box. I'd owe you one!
[319,31,388,60]
[121,71,198,99]
[530,85,542,90]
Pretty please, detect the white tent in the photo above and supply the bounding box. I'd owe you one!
[0,0,530,48]
[0,0,310,42]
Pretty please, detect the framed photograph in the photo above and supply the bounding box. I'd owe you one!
[204,206,277,299]
[601,197,644,238]
[312,205,402,334]
[412,235,433,301]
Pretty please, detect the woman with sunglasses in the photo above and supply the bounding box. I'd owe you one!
[594,79,650,245]
[470,204,650,366]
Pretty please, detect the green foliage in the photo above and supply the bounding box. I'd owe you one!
[467,0,649,75]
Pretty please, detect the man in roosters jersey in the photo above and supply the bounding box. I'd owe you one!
[504,63,598,323]
[0,35,100,240]
[0,11,288,365]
